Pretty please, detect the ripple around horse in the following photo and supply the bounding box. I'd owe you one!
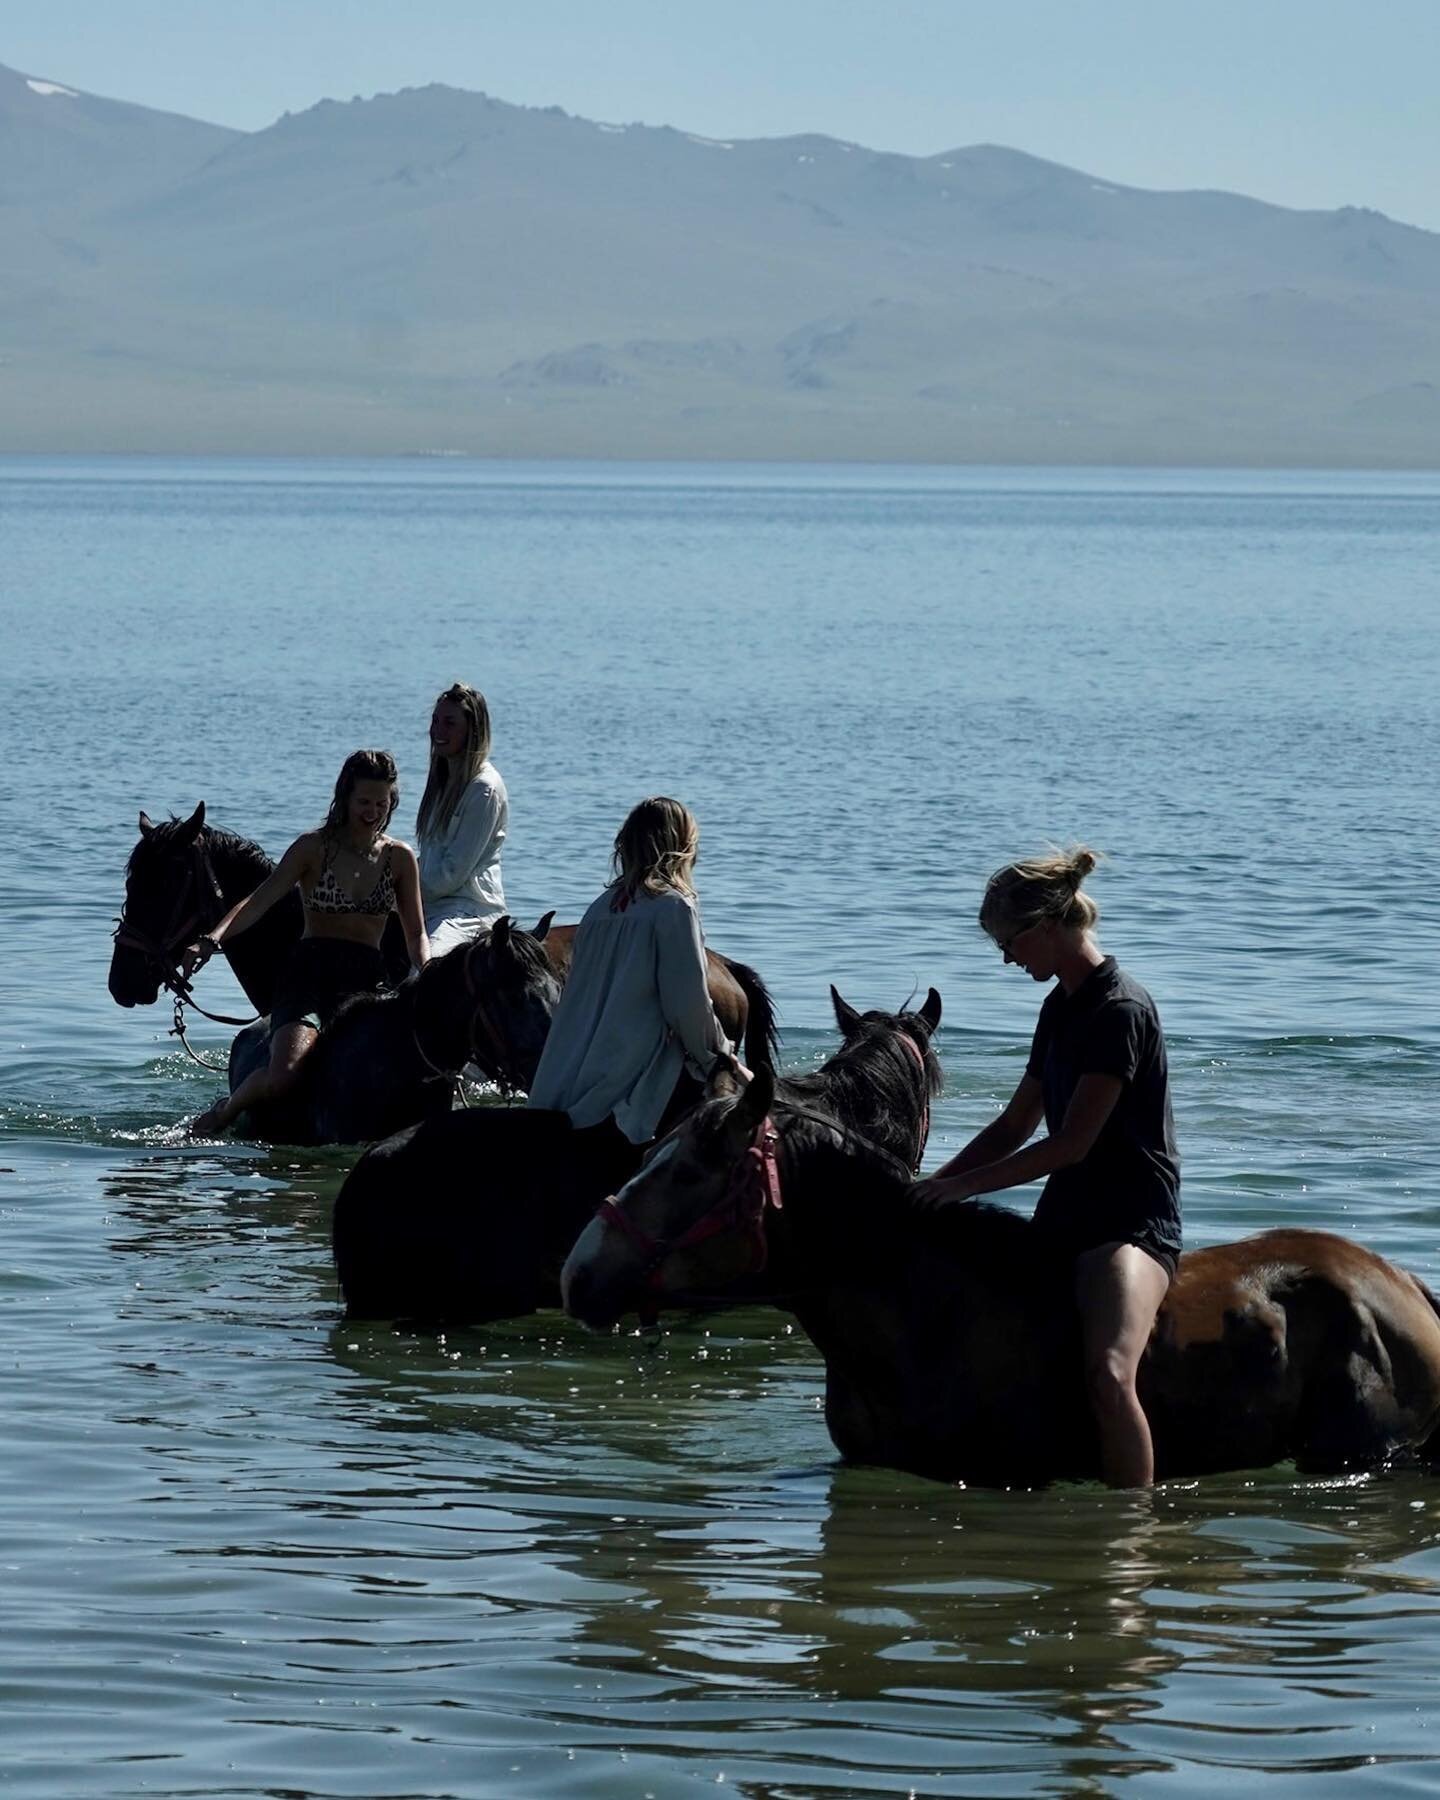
[561,988,1440,1486]
[109,804,778,1145]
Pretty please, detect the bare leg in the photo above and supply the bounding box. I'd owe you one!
[1074,1241,1171,1488]
[190,1021,317,1136]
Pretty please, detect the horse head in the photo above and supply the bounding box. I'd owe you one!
[562,988,945,1330]
[429,913,562,1092]
[562,1057,779,1329]
[109,803,218,1006]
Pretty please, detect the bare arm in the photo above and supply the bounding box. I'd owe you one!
[923,1072,1045,1185]
[391,843,431,970]
[180,834,315,973]
[912,1072,1123,1209]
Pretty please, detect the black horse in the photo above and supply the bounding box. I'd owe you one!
[109,803,407,1013]
[333,1104,644,1321]
[223,916,563,1146]
[333,984,911,1325]
[562,991,1440,1487]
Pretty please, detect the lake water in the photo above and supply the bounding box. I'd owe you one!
[2,457,1439,1796]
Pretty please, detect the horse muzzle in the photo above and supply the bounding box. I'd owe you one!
[559,1211,632,1330]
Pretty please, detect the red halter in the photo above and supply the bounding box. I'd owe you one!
[594,1021,932,1311]
[595,1113,784,1297]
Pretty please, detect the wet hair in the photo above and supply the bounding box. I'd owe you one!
[978,845,1104,940]
[610,796,700,908]
[323,749,400,838]
[417,682,493,841]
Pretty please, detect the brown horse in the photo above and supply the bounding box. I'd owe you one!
[562,990,1440,1486]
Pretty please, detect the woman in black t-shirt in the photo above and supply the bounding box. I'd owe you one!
[913,847,1181,1487]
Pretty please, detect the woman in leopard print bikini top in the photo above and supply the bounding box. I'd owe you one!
[179,750,431,1137]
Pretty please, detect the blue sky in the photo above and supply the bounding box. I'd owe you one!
[9,1,1439,230]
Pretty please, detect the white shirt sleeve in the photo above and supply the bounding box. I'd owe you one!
[654,895,731,1071]
[418,776,506,900]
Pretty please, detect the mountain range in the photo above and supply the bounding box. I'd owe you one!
[3,60,1438,462]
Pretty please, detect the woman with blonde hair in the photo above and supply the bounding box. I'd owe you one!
[913,847,1181,1487]
[416,682,508,955]
[528,797,732,1145]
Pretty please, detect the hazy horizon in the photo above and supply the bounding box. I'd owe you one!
[4,47,1437,466]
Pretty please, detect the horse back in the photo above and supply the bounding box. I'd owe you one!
[1147,1229,1440,1475]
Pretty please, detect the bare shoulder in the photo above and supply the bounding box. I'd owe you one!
[383,837,419,871]
[283,830,325,871]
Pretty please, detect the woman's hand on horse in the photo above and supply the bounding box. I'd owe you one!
[180,936,218,978]
[910,1173,975,1210]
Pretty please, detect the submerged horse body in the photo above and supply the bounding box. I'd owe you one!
[227,916,563,1146]
[563,990,1440,1486]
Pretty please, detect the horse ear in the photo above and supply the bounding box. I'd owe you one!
[532,910,554,942]
[734,1062,775,1130]
[138,811,156,838]
[176,802,205,846]
[492,915,512,948]
[706,1054,742,1100]
[831,985,864,1038]
[919,987,942,1033]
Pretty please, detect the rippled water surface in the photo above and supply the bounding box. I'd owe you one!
[3,458,1440,1796]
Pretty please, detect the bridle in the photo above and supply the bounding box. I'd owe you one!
[411,932,546,1102]
[594,1021,935,1310]
[114,835,223,986]
[595,1113,784,1318]
[113,834,259,1058]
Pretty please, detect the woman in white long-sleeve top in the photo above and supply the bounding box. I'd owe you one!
[416,683,508,955]
[528,796,732,1145]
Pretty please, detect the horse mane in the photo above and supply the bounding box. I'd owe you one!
[484,920,558,987]
[323,917,555,1036]
[910,1197,1044,1263]
[777,1011,942,1170]
[126,816,274,883]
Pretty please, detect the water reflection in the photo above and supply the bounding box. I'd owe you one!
[41,1151,1440,1793]
[312,1311,1440,1791]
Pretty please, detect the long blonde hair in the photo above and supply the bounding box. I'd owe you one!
[610,797,700,908]
[417,682,492,840]
[979,845,1104,940]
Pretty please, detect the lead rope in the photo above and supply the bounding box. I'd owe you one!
[169,992,231,1074]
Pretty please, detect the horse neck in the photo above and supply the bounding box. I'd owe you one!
[204,829,274,908]
[204,829,296,1015]
[766,1122,912,1287]
[408,958,473,1071]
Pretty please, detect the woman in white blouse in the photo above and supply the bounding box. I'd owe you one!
[528,796,732,1144]
[415,683,509,955]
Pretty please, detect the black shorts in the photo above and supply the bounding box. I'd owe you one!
[270,938,386,1033]
[1035,1189,1181,1286]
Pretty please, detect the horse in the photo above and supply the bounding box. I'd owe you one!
[109,803,408,1013]
[332,1102,644,1321]
[332,962,781,1317]
[225,915,564,1146]
[561,989,1440,1486]
[110,804,778,1070]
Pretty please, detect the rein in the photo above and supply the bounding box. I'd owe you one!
[409,933,531,1104]
[115,832,260,1063]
